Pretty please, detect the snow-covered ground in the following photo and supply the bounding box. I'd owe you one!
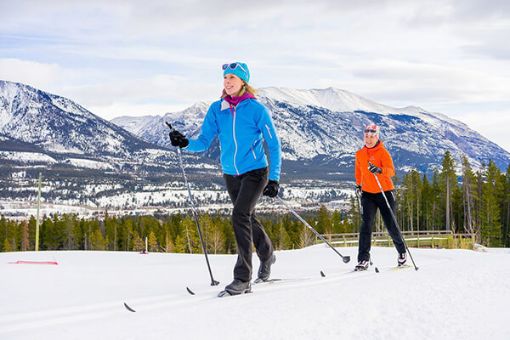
[1,246,509,340]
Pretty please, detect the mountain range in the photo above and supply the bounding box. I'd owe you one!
[1,79,509,209]
[113,86,509,176]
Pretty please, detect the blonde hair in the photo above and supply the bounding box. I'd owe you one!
[221,82,257,98]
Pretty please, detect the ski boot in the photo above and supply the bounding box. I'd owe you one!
[398,252,407,267]
[218,279,252,297]
[254,254,276,283]
[354,260,370,271]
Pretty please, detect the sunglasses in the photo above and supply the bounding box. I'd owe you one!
[364,129,378,134]
[222,62,247,73]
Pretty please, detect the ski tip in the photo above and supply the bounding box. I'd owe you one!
[320,270,326,277]
[124,302,136,312]
[165,121,172,129]
[186,287,195,295]
[217,290,231,298]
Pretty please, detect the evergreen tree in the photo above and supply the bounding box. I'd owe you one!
[3,238,13,252]
[104,215,118,251]
[475,170,484,232]
[440,151,457,231]
[28,216,37,251]
[0,215,7,252]
[431,170,442,230]
[348,195,361,232]
[331,210,343,234]
[165,233,175,252]
[401,172,414,232]
[481,161,503,246]
[132,233,145,252]
[2,219,17,252]
[316,205,332,234]
[277,221,292,250]
[63,214,78,250]
[174,234,188,253]
[90,228,106,250]
[503,165,510,246]
[21,221,29,251]
[421,175,433,230]
[204,214,225,254]
[461,156,478,239]
[148,231,158,252]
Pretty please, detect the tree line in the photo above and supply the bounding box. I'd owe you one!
[386,152,508,247]
[0,209,353,253]
[1,152,509,253]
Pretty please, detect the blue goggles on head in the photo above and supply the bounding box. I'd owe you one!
[222,62,247,73]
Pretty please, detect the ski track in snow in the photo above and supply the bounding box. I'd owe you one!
[0,246,509,340]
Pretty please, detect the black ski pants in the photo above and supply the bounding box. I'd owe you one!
[224,167,274,282]
[358,190,406,262]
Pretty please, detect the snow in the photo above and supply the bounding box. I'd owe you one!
[0,151,57,163]
[258,87,471,131]
[1,246,508,340]
[65,158,114,170]
[110,115,159,135]
[42,143,84,154]
[259,87,412,115]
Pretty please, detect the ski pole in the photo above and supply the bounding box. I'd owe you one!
[276,196,350,263]
[166,122,220,286]
[369,163,419,271]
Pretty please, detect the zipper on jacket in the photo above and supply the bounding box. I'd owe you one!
[231,105,240,175]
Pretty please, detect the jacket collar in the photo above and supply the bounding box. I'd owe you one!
[220,97,253,111]
[364,140,383,151]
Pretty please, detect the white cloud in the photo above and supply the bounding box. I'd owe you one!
[0,59,64,90]
[1,0,510,152]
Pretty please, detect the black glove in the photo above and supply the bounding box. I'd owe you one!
[169,130,189,148]
[355,185,362,196]
[263,180,279,198]
[368,162,382,174]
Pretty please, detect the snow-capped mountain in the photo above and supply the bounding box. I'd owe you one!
[113,102,210,147]
[0,80,159,159]
[1,81,509,210]
[115,87,510,174]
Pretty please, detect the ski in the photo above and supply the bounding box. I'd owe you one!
[217,290,231,298]
[217,289,252,298]
[124,302,136,312]
[392,264,412,271]
[253,277,309,284]
[347,264,412,274]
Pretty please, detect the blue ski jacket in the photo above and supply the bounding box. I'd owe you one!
[186,98,282,181]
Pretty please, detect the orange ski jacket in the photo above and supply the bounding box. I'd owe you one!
[355,141,395,193]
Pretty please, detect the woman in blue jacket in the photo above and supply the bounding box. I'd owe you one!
[169,62,282,296]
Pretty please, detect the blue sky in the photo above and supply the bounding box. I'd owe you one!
[1,0,510,152]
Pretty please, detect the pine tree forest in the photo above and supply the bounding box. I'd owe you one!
[1,153,509,253]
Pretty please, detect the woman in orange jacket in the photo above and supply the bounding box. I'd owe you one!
[354,123,406,270]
